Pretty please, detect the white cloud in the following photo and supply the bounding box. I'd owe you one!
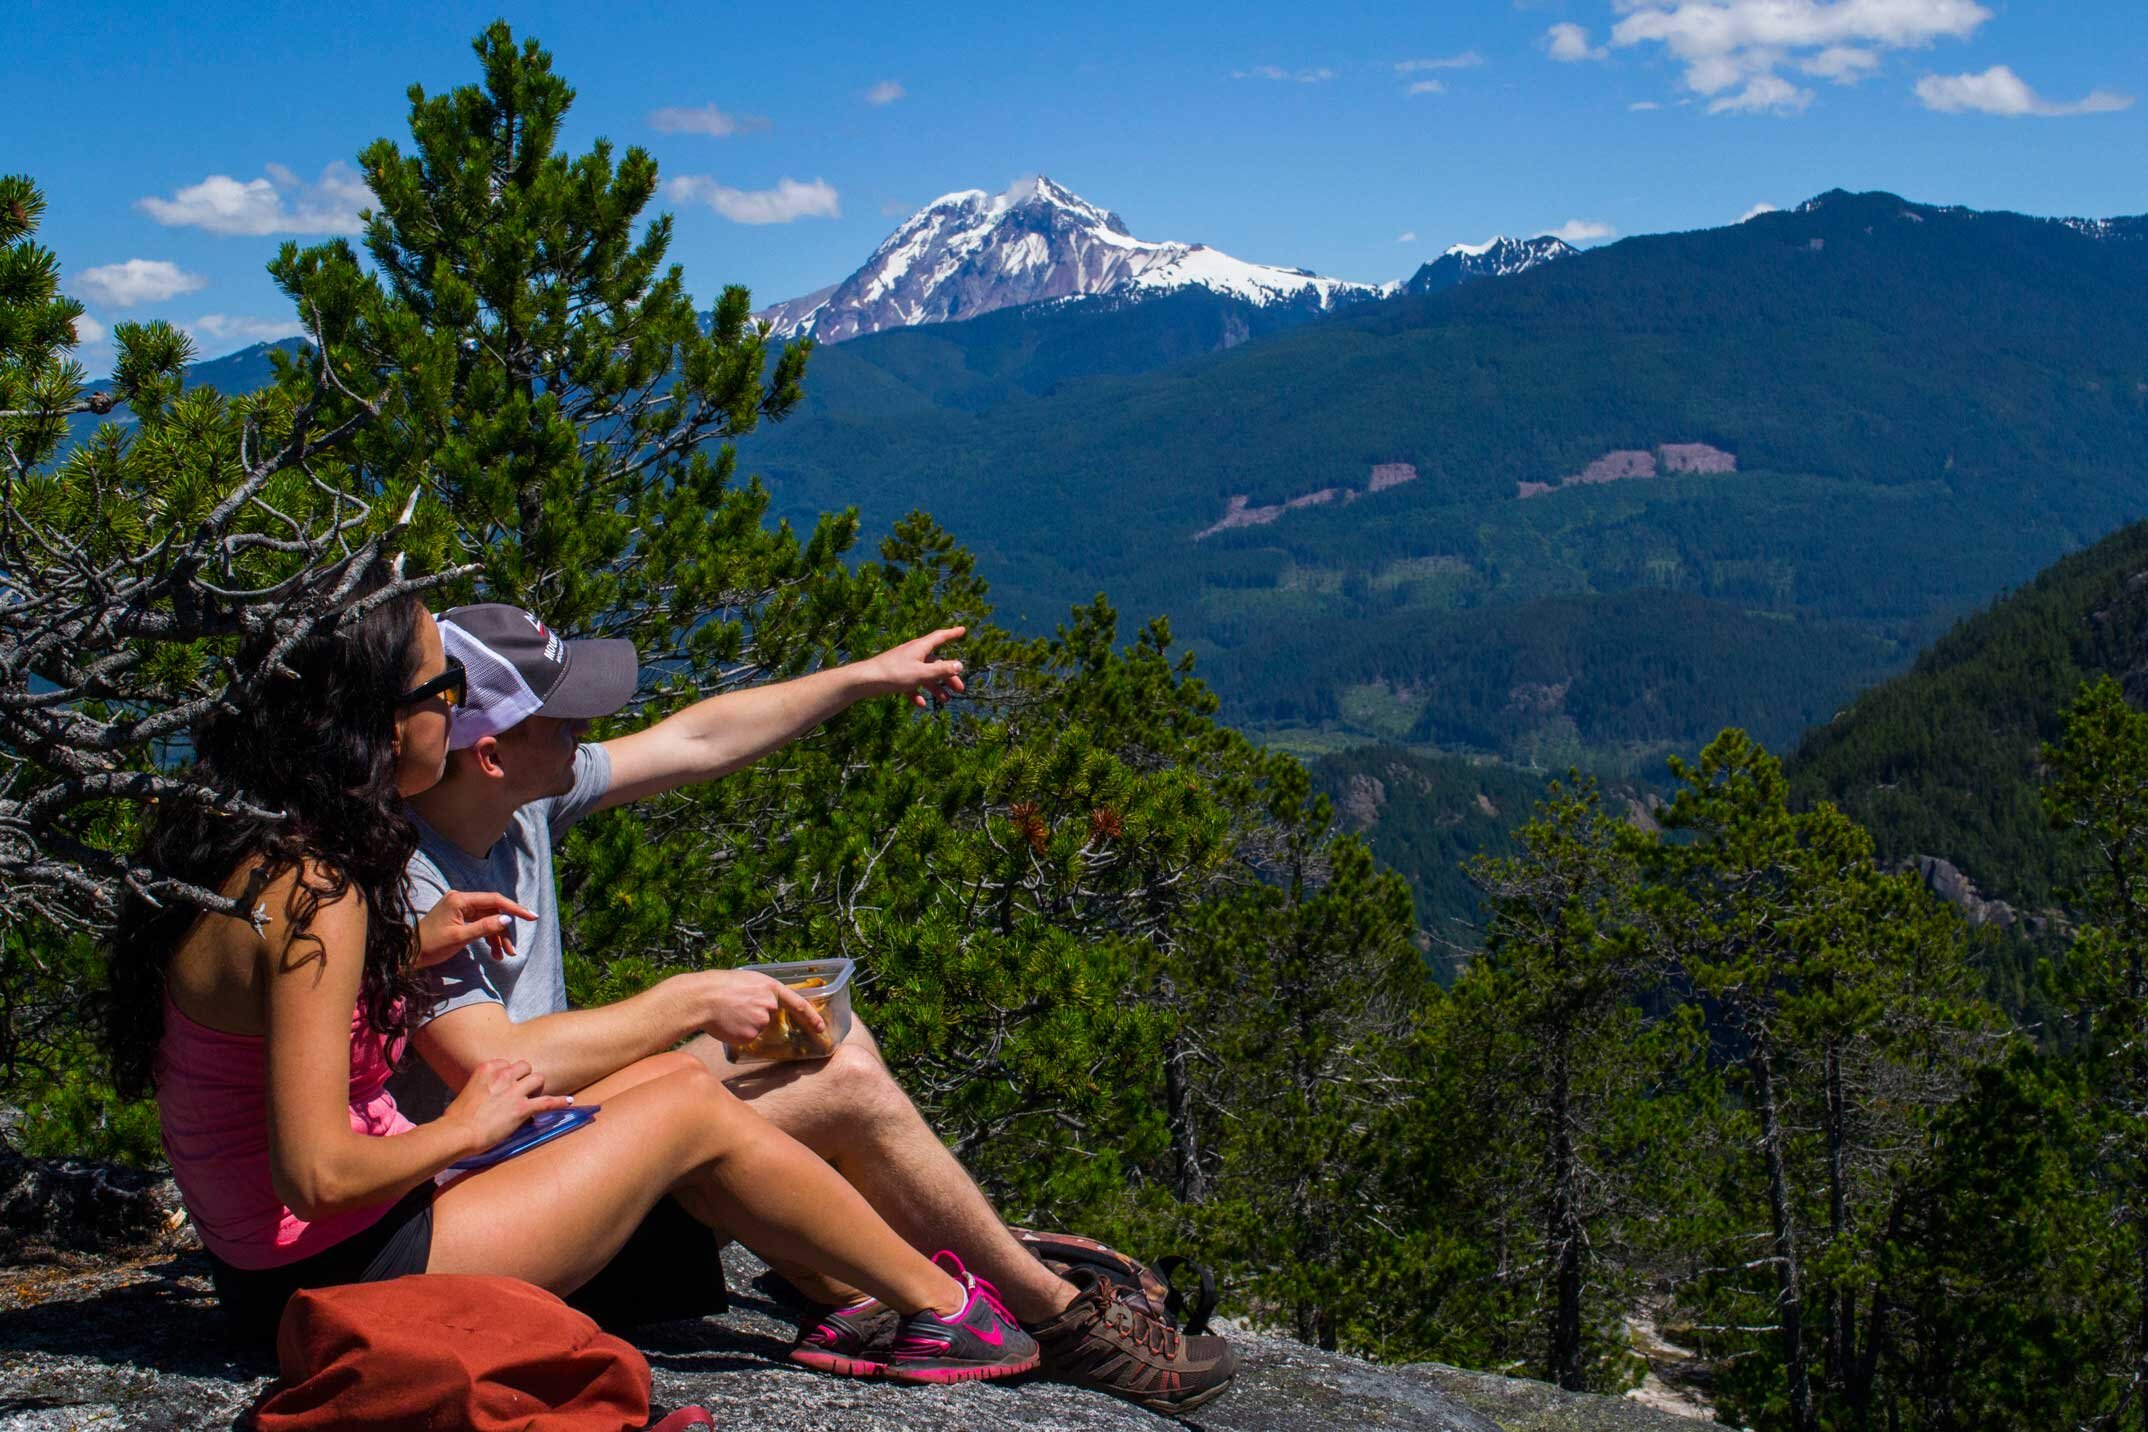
[1408,79,1446,95]
[1709,73,1814,113]
[72,315,107,345]
[1396,231,1418,244]
[1739,201,1779,221]
[648,104,769,137]
[1396,52,1485,72]
[1610,0,1992,115]
[1915,65,2134,116]
[73,258,207,307]
[1629,99,1663,109]
[1548,218,1617,243]
[1233,65,1337,83]
[1801,45,1881,82]
[666,175,841,225]
[863,80,906,105]
[188,313,306,347]
[881,198,913,217]
[137,161,371,235]
[1547,22,1610,62]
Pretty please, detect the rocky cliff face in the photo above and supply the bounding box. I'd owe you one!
[759,177,1384,344]
[1902,853,2058,938]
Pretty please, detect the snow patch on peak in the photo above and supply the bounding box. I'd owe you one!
[1445,236,1507,257]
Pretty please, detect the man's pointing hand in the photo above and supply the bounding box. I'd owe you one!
[865,626,968,709]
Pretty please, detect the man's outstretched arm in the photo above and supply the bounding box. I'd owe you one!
[593,627,966,813]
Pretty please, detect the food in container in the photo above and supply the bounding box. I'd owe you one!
[724,957,855,1063]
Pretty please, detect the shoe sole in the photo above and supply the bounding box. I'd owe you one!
[882,1351,1042,1384]
[1132,1378,1236,1414]
[1043,1369,1239,1414]
[788,1349,888,1378]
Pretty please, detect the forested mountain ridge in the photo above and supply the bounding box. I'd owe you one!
[1791,518,2148,911]
[743,188,2148,767]
[778,283,1356,418]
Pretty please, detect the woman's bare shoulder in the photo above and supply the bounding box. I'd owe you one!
[167,858,367,1026]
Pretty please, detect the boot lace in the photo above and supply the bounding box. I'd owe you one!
[1096,1280,1181,1360]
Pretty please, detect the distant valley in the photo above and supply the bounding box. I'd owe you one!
[740,187,2148,774]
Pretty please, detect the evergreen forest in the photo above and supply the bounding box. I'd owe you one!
[7,27,2148,1431]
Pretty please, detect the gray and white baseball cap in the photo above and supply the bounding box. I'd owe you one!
[438,603,638,750]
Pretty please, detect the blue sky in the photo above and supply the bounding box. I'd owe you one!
[15,0,2145,360]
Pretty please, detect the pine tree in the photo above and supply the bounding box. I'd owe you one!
[288,20,824,665]
[1638,729,1990,1432]
[2045,674,2148,1430]
[1182,791,1428,1352]
[1451,775,1685,1390]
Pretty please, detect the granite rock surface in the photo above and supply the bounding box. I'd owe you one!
[1,1245,1719,1432]
[0,1158,1717,1431]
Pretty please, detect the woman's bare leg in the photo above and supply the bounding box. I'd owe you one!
[425,1062,963,1315]
[572,1048,705,1103]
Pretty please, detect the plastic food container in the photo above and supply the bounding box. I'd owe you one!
[724,957,855,1064]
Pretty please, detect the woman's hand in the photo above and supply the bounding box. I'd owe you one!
[697,969,827,1046]
[861,627,967,709]
[442,1058,573,1154]
[416,890,538,966]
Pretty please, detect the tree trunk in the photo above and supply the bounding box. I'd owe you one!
[1164,1027,1207,1203]
[2132,925,2148,1432]
[1548,1038,1586,1390]
[1824,1039,1852,1397]
[1754,1041,1815,1432]
[2136,1153,2148,1432]
[1847,1194,1905,1423]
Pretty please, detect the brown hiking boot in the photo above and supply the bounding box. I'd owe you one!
[1028,1266,1240,1412]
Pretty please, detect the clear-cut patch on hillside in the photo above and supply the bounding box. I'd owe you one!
[1516,444,1736,499]
[1195,462,1420,539]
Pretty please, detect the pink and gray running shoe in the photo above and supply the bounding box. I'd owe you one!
[881,1251,1040,1385]
[789,1296,903,1378]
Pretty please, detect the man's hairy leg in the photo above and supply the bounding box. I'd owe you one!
[687,1021,1079,1324]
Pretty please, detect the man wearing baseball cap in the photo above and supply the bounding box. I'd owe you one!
[389,604,1240,1413]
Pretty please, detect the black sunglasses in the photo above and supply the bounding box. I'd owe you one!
[396,656,467,709]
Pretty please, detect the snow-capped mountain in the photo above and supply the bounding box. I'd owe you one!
[1402,235,1576,297]
[760,177,1384,343]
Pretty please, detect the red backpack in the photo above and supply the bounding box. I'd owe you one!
[253,1274,712,1432]
[1009,1228,1218,1334]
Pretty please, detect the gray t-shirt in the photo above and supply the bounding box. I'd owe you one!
[386,743,613,1121]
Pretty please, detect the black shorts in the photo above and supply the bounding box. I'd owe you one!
[207,1187,726,1348]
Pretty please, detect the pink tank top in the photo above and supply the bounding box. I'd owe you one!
[157,992,417,1270]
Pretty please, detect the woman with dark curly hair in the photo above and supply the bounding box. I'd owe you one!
[107,561,1038,1378]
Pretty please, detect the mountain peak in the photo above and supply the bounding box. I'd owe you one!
[759,178,1375,343]
[1443,235,1514,257]
[1406,234,1575,297]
